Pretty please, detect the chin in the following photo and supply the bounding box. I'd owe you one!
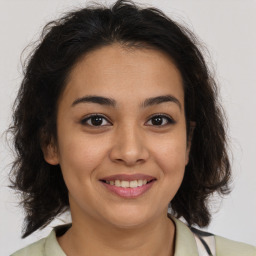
[101,205,156,229]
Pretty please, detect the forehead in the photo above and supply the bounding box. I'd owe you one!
[62,43,184,108]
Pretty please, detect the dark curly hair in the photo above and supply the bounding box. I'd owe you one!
[9,0,231,238]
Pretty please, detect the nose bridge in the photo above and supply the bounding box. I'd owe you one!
[110,122,149,165]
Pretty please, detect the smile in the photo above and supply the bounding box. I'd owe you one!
[103,179,150,188]
[100,174,156,198]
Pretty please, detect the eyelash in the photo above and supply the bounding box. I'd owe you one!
[145,113,175,126]
[80,114,111,127]
[80,113,175,127]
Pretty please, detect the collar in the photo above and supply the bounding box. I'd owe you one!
[44,226,67,256]
[169,216,199,256]
[44,216,199,256]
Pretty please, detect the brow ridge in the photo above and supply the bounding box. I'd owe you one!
[71,94,181,109]
[72,95,116,107]
[142,95,181,109]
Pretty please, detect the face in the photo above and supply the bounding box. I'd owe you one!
[44,44,191,229]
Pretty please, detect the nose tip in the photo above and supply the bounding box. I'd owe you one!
[113,150,146,166]
[109,128,149,166]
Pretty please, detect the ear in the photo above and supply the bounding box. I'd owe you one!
[185,121,196,165]
[41,141,59,165]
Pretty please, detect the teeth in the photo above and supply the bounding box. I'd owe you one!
[115,180,121,187]
[120,180,129,188]
[105,179,151,188]
[137,180,143,186]
[130,180,137,188]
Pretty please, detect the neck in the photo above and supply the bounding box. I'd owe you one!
[58,212,175,256]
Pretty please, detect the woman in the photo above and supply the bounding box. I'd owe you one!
[9,0,256,255]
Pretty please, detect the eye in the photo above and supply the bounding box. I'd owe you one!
[81,114,111,127]
[145,114,175,126]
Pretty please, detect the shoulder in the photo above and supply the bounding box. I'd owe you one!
[170,215,256,256]
[215,235,256,256]
[10,237,46,256]
[10,225,69,256]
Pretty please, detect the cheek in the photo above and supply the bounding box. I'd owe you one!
[158,144,187,175]
[56,136,108,210]
[56,132,109,184]
[155,130,187,164]
[151,131,187,185]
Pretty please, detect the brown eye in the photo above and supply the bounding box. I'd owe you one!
[81,115,111,127]
[146,114,175,126]
[151,116,164,125]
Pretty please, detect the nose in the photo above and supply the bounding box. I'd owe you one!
[109,124,149,166]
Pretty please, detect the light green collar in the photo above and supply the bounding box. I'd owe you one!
[45,216,199,256]
[45,228,66,256]
[170,216,199,256]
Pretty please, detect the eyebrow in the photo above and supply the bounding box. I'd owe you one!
[72,96,116,107]
[142,95,181,110]
[72,95,181,109]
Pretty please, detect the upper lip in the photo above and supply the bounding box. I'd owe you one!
[100,174,156,182]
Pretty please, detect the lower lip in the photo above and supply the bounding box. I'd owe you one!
[101,181,155,198]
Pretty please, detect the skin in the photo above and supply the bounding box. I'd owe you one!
[44,43,192,256]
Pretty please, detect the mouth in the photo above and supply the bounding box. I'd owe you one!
[99,174,156,198]
[100,179,154,188]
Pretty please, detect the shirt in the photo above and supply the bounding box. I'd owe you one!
[11,216,256,256]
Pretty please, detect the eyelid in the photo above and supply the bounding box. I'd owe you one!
[80,113,112,126]
[80,113,175,127]
[145,113,176,126]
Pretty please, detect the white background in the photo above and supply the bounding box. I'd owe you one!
[0,0,255,254]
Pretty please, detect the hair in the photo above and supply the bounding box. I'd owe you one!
[9,0,231,238]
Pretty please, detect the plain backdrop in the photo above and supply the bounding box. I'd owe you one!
[0,0,255,255]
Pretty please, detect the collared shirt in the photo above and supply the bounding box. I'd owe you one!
[11,217,256,256]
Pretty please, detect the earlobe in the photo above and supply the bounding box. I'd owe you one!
[186,121,196,165]
[42,143,59,165]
